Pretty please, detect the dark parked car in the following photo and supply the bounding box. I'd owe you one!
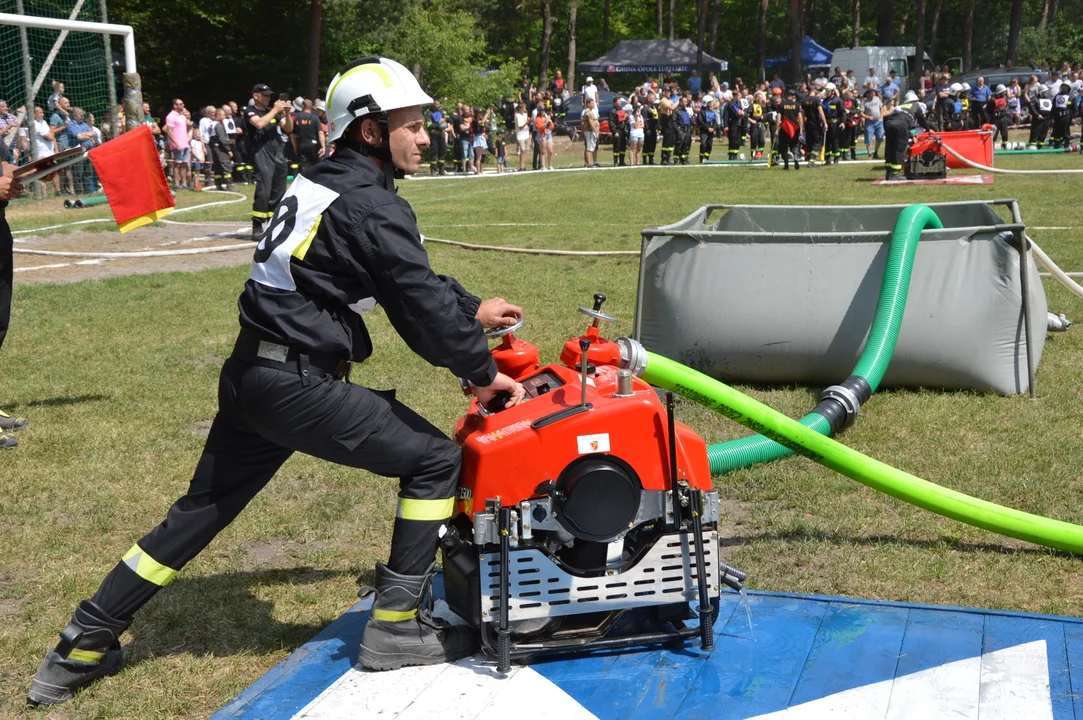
[952,66,1048,90]
[556,91,617,137]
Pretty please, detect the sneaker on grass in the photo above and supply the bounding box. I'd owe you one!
[0,409,28,431]
[0,431,16,448]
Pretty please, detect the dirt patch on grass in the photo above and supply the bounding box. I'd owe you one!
[13,223,255,285]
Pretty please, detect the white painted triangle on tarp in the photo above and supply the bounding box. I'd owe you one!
[291,600,597,720]
[745,640,1052,720]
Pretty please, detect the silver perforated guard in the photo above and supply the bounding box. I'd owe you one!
[478,531,720,623]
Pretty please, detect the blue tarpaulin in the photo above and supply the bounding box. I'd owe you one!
[764,36,833,68]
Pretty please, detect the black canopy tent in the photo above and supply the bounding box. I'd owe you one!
[577,39,728,75]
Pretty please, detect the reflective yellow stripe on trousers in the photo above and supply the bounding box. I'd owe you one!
[122,543,178,586]
[396,497,455,521]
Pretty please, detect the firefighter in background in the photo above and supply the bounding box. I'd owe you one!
[776,86,804,170]
[801,85,827,164]
[426,99,449,175]
[1050,83,1073,149]
[658,88,676,164]
[697,96,719,162]
[884,90,930,181]
[673,95,693,164]
[245,85,294,237]
[822,83,843,165]
[611,97,630,167]
[1028,85,1053,149]
[748,92,766,159]
[987,84,1010,150]
[767,87,784,164]
[723,91,744,160]
[642,93,659,165]
[958,83,972,130]
[209,107,234,191]
[840,88,860,161]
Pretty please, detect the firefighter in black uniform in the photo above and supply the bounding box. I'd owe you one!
[697,97,719,162]
[884,90,930,181]
[776,87,804,170]
[822,83,843,164]
[802,86,827,164]
[425,99,449,174]
[658,90,676,164]
[767,87,784,164]
[611,97,630,166]
[841,89,859,160]
[723,93,744,160]
[1050,83,1073,149]
[27,55,528,707]
[1029,85,1053,149]
[988,84,1010,150]
[210,107,234,190]
[291,99,325,174]
[642,94,659,165]
[246,84,294,237]
[674,96,693,164]
[748,93,766,159]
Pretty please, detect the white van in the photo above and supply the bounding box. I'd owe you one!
[830,46,933,90]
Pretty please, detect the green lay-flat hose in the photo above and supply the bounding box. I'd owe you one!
[643,352,1083,555]
[706,204,944,475]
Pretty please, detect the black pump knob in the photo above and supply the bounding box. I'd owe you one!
[592,293,607,311]
[579,338,590,353]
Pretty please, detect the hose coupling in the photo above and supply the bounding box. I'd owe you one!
[616,337,648,377]
[820,384,861,430]
[1048,312,1072,332]
[719,561,747,591]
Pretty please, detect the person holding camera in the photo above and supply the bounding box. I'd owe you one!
[245,84,294,237]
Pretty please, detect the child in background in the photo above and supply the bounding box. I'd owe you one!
[189,127,207,190]
[495,130,507,173]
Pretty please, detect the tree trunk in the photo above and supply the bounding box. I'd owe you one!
[1049,0,1058,28]
[306,0,322,101]
[1040,0,1051,29]
[912,0,925,91]
[962,0,974,71]
[567,0,577,93]
[877,0,894,45]
[669,0,676,40]
[658,0,663,36]
[1006,0,1023,65]
[790,0,803,84]
[928,0,941,64]
[758,0,770,73]
[603,0,610,48]
[805,0,816,37]
[709,0,720,54]
[539,1,552,89]
[852,0,860,47]
[696,0,707,77]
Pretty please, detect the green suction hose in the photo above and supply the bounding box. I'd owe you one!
[637,350,1083,555]
[706,204,944,475]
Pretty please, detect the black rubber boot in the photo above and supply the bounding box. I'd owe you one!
[28,600,130,706]
[251,219,264,239]
[885,168,896,181]
[358,563,477,671]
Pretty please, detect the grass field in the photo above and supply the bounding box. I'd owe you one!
[3,145,1083,718]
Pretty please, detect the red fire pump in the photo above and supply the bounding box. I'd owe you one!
[441,294,747,672]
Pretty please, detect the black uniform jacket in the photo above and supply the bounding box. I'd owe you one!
[238,145,498,387]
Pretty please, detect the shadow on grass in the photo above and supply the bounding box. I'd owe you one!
[723,529,1077,559]
[125,566,359,664]
[18,393,110,408]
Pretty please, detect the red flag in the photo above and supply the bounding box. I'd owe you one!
[781,117,799,138]
[88,125,175,234]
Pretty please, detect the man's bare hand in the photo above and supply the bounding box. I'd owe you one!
[472,372,526,410]
[0,176,24,201]
[476,297,523,328]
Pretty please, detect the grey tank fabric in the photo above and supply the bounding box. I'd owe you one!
[634,201,1046,395]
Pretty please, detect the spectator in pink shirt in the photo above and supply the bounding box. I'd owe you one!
[164,98,192,190]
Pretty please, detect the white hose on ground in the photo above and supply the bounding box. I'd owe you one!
[1029,238,1083,302]
[11,190,252,258]
[421,235,638,257]
[940,142,1083,174]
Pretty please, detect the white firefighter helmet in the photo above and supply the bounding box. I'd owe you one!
[995,84,1007,95]
[949,82,963,94]
[960,82,971,92]
[325,56,433,144]
[825,82,836,91]
[903,90,918,103]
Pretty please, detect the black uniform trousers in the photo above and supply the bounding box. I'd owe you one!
[777,128,800,166]
[727,121,743,158]
[992,112,1010,147]
[699,131,714,161]
[1051,112,1071,148]
[211,143,233,189]
[883,113,911,172]
[749,123,764,152]
[89,355,461,622]
[675,123,692,163]
[660,115,676,163]
[805,121,824,160]
[825,119,841,159]
[252,146,287,224]
[1029,114,1050,147]
[429,133,447,172]
[643,129,658,163]
[0,214,11,353]
[612,129,627,166]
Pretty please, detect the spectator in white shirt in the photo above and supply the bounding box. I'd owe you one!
[864,68,880,90]
[583,77,599,107]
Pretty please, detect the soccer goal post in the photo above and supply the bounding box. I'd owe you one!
[0,4,143,165]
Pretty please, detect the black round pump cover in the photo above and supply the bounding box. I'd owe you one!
[554,456,641,542]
